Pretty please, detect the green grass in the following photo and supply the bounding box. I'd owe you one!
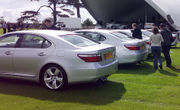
[0,29,180,110]
[0,28,3,35]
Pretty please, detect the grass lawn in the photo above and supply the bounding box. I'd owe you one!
[0,29,180,110]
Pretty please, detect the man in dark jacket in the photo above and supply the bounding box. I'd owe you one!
[41,19,57,30]
[131,23,142,39]
[159,23,174,68]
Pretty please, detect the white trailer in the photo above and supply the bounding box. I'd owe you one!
[57,17,81,29]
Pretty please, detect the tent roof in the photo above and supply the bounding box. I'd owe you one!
[82,0,180,30]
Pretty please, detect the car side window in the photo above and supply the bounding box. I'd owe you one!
[85,32,106,42]
[42,40,52,48]
[20,34,45,48]
[76,32,85,35]
[0,34,20,48]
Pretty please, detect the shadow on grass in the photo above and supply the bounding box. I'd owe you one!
[146,56,166,63]
[171,46,180,49]
[118,62,156,75]
[171,66,180,73]
[0,78,126,105]
[159,69,178,77]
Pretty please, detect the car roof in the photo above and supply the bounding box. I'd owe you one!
[75,29,112,34]
[114,29,131,32]
[4,30,75,37]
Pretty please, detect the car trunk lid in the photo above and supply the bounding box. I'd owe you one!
[77,44,116,65]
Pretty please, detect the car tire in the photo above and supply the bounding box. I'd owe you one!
[40,64,67,90]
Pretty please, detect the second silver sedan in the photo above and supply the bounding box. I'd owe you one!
[75,29,148,64]
[113,29,152,54]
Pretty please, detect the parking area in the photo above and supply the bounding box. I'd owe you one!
[0,29,180,110]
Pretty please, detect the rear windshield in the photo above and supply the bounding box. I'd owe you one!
[142,31,152,37]
[111,32,134,41]
[60,34,99,47]
[120,31,133,37]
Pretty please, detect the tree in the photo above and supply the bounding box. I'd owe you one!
[82,19,94,26]
[30,0,83,19]
[29,0,84,26]
[30,0,62,26]
[18,11,39,22]
[65,0,84,18]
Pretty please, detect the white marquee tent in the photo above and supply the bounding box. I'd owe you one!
[82,0,180,30]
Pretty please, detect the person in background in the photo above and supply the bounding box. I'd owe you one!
[41,19,56,30]
[159,23,174,68]
[7,23,13,32]
[131,23,142,39]
[150,26,164,70]
[2,22,7,34]
[12,24,17,31]
[18,21,24,30]
[61,23,66,30]
[26,22,30,30]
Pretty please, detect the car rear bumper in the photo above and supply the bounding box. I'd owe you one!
[118,50,148,64]
[66,59,118,83]
[147,47,152,54]
[146,45,152,54]
[171,39,179,46]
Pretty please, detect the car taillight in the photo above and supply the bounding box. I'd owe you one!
[146,41,151,45]
[125,45,140,50]
[173,36,176,40]
[78,54,102,62]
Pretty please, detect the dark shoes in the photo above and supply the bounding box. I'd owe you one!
[154,65,163,70]
[154,67,158,70]
[159,65,163,69]
[167,65,171,68]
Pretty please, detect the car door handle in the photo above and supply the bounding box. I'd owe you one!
[38,52,46,56]
[5,51,12,55]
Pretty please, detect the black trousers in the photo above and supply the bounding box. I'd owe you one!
[3,28,6,34]
[162,45,172,67]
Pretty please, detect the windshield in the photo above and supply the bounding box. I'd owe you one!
[111,32,134,41]
[60,34,99,47]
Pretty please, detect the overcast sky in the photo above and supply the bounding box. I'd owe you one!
[0,0,96,23]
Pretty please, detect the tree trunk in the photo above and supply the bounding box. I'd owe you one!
[76,6,81,18]
[53,2,57,26]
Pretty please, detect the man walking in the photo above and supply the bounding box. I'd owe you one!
[131,23,142,39]
[159,23,174,68]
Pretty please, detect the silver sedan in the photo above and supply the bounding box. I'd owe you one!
[113,29,152,54]
[0,30,118,90]
[75,29,148,64]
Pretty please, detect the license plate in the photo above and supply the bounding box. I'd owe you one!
[105,52,113,60]
[141,44,146,49]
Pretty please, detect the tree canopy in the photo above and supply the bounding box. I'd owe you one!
[27,0,83,26]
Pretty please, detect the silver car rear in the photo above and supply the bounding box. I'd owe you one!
[75,29,148,64]
[115,29,152,54]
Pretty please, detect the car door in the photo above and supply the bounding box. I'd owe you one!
[0,34,21,74]
[13,34,54,77]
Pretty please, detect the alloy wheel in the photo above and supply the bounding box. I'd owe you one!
[43,67,63,90]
